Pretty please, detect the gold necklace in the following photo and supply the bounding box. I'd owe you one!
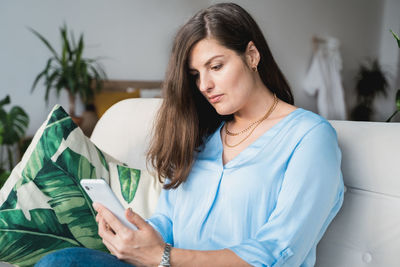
[224,94,278,148]
[226,94,278,136]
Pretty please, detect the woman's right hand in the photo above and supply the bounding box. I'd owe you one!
[93,203,165,267]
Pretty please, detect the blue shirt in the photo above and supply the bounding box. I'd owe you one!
[148,108,344,267]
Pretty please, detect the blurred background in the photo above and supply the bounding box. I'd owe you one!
[0,0,399,137]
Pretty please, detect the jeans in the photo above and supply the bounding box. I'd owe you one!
[34,247,134,267]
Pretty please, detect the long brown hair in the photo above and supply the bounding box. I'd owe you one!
[147,3,293,189]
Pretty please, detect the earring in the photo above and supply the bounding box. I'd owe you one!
[252,66,258,72]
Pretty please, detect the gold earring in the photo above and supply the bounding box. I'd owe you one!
[252,66,258,72]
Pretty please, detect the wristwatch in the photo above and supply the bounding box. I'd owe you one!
[158,243,172,267]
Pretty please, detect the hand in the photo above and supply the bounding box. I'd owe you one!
[93,203,165,267]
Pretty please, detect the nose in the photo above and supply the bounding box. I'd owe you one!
[197,72,214,93]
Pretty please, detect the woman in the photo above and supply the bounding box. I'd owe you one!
[36,3,344,267]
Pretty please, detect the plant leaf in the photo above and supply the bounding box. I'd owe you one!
[2,105,29,145]
[28,27,60,62]
[390,29,400,48]
[0,95,10,107]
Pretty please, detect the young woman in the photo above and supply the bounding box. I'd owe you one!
[36,3,344,267]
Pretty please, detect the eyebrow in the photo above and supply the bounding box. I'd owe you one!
[189,55,224,71]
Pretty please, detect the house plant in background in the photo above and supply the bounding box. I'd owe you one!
[0,95,29,188]
[350,59,388,121]
[30,24,106,129]
[386,30,400,122]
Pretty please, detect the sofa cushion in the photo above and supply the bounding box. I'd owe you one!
[0,105,144,266]
[315,120,400,267]
[329,120,400,197]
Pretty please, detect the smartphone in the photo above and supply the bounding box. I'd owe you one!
[80,179,138,231]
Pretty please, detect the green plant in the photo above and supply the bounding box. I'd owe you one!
[0,95,29,187]
[350,59,388,121]
[30,24,106,117]
[386,30,400,122]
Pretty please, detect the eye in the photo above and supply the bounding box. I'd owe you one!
[211,64,223,71]
[189,71,199,79]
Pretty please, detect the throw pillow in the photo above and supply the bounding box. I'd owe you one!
[0,105,142,267]
[109,163,162,219]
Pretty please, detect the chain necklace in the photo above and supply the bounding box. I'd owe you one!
[224,94,278,148]
[226,94,278,136]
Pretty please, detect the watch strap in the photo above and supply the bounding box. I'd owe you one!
[158,243,172,267]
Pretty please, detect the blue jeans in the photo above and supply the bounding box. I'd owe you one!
[34,247,134,267]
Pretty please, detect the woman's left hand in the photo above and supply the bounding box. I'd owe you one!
[93,202,165,267]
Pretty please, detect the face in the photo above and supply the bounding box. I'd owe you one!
[188,38,257,115]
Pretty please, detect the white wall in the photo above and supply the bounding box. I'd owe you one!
[1,0,397,137]
[215,0,386,117]
[376,0,400,121]
[0,0,208,136]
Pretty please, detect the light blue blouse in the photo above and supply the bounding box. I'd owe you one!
[148,108,344,267]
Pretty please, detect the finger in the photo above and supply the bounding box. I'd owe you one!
[92,202,103,212]
[96,204,129,234]
[103,238,119,257]
[98,217,117,243]
[95,213,102,223]
[98,217,108,237]
[125,208,147,230]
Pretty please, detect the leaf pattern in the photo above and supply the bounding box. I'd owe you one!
[117,165,140,204]
[0,209,79,266]
[0,188,17,210]
[19,106,77,188]
[96,147,109,172]
[0,106,113,266]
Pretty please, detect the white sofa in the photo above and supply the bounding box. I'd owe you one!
[2,98,398,267]
[89,98,400,267]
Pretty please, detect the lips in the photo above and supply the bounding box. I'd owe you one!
[208,94,223,104]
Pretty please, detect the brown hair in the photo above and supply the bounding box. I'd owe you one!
[147,2,293,189]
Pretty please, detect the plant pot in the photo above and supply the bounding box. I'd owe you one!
[0,169,10,189]
[80,109,98,137]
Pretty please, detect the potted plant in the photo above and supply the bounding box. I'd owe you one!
[386,30,400,122]
[0,95,29,188]
[30,24,106,121]
[350,59,388,121]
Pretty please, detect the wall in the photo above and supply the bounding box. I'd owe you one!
[376,0,400,121]
[0,0,396,137]
[0,0,208,136]
[214,0,386,118]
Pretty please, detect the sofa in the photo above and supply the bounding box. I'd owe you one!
[2,98,398,267]
[91,98,400,267]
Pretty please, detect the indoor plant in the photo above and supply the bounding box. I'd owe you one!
[0,95,29,188]
[350,59,388,121]
[386,30,400,122]
[30,24,106,120]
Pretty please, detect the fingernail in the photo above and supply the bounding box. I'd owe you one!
[92,202,98,209]
[128,207,133,214]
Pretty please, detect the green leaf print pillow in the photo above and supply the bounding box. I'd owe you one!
[0,105,141,267]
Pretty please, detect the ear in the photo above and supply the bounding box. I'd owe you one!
[245,41,260,70]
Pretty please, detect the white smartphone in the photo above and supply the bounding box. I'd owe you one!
[80,179,138,231]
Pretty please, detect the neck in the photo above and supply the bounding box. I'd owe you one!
[233,84,276,126]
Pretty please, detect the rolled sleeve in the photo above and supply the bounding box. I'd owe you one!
[146,186,177,245]
[228,122,344,267]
